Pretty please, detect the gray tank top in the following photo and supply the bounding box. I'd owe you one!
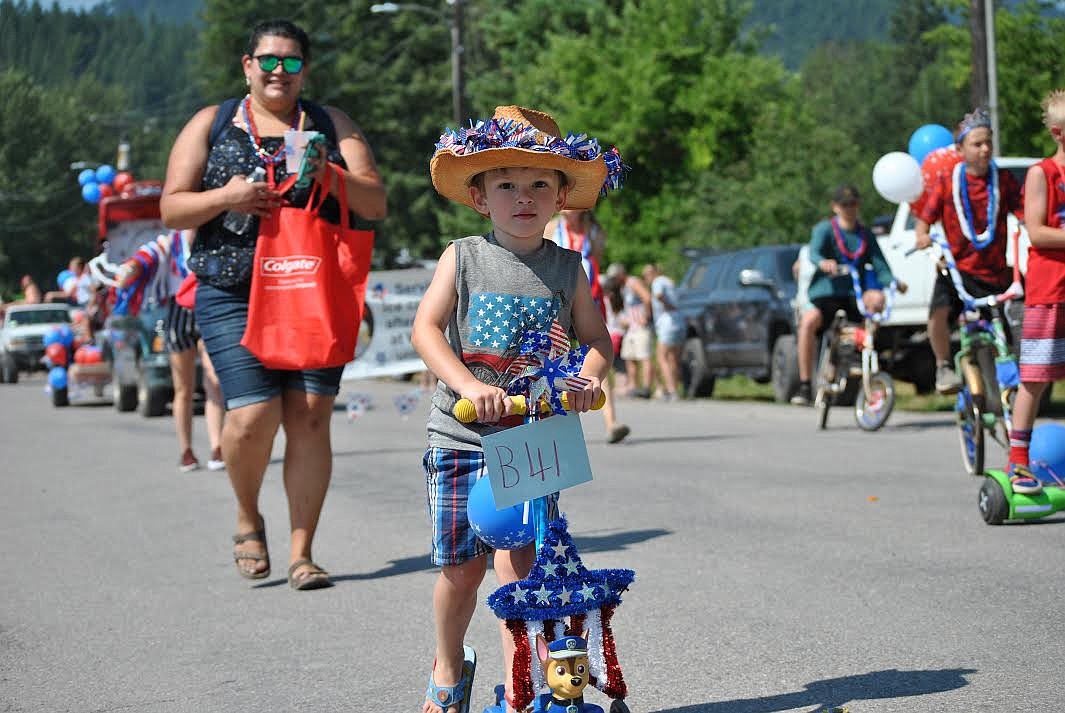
[427,233,582,451]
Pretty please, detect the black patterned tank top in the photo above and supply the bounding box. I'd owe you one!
[188,120,350,290]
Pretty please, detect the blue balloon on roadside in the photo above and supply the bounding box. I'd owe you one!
[95,164,116,185]
[466,475,536,550]
[908,124,955,165]
[1029,423,1065,484]
[82,182,102,204]
[43,327,63,347]
[48,366,68,390]
[77,168,96,186]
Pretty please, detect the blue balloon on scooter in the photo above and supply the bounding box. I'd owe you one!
[1029,423,1065,483]
[467,476,535,550]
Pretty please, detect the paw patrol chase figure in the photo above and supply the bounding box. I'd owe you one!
[533,631,604,713]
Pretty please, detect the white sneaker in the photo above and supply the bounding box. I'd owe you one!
[206,448,225,472]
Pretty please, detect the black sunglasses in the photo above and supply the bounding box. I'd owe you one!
[253,54,304,74]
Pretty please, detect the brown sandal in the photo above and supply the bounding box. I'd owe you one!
[232,526,270,580]
[287,559,332,590]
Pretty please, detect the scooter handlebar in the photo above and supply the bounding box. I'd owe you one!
[453,391,607,424]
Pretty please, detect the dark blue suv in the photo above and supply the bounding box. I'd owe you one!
[674,244,802,401]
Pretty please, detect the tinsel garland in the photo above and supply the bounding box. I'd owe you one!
[507,618,535,710]
[566,613,587,638]
[599,604,627,700]
[585,607,607,692]
[435,117,627,196]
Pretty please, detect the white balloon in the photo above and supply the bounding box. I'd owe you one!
[872,151,924,204]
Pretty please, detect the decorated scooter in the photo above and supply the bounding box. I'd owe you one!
[459,322,635,713]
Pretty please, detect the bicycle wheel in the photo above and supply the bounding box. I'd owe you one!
[956,388,985,475]
[814,331,836,430]
[855,372,895,431]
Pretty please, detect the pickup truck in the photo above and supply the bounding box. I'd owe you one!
[0,303,73,383]
[794,156,1037,393]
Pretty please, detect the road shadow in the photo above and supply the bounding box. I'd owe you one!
[321,528,671,584]
[331,554,434,583]
[651,667,976,713]
[572,528,671,555]
[608,435,735,446]
[888,418,961,431]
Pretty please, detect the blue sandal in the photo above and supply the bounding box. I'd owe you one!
[427,645,477,713]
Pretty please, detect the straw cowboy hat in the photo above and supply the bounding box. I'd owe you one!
[430,105,624,211]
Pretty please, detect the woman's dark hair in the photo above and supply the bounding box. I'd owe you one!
[248,19,311,60]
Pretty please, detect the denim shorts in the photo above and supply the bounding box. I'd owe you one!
[194,282,344,410]
[424,447,559,567]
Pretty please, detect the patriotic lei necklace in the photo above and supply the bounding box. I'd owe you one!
[951,161,999,250]
[831,216,868,264]
[240,94,302,186]
[561,221,593,259]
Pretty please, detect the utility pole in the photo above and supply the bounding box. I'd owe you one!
[985,0,1000,147]
[450,0,465,127]
[970,0,988,111]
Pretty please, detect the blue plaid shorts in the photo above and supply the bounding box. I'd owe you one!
[423,447,558,567]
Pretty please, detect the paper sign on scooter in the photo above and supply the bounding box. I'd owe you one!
[482,414,593,510]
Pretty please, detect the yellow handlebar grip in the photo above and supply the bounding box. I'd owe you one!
[453,398,478,424]
[453,391,604,423]
[559,391,607,412]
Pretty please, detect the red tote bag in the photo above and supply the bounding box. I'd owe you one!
[241,164,374,370]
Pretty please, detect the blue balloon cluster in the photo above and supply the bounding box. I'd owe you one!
[908,124,954,165]
[466,476,536,550]
[48,366,68,390]
[77,163,116,205]
[43,325,74,349]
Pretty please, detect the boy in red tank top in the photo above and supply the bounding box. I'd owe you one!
[1008,90,1065,491]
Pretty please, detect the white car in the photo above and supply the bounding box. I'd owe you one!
[0,303,73,383]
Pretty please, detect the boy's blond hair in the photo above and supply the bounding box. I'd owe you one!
[1042,89,1065,129]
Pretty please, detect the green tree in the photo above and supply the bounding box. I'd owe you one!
[0,70,128,296]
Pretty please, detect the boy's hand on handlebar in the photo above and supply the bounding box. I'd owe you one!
[914,233,932,250]
[566,377,603,413]
[819,258,838,275]
[460,382,509,423]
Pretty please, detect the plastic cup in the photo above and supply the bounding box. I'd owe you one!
[284,130,320,173]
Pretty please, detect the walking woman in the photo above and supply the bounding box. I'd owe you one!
[159,19,386,589]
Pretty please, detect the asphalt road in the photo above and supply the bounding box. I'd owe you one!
[2,374,1062,713]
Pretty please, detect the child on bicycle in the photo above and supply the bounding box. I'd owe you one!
[912,108,1024,395]
[411,105,620,713]
[793,185,899,406]
[1006,90,1065,493]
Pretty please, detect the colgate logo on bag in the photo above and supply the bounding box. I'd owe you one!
[260,255,321,277]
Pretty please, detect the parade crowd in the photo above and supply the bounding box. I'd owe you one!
[3,15,1065,713]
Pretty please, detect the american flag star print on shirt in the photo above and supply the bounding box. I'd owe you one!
[463,293,565,386]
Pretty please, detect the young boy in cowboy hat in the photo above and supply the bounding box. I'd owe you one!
[411,105,623,713]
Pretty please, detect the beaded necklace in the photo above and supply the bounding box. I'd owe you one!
[830,216,867,264]
[951,161,998,250]
[240,94,302,187]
